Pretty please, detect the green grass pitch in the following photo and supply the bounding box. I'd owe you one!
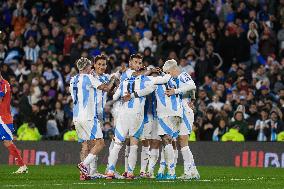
[0,165,284,189]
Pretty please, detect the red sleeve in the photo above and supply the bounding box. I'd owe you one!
[0,82,6,97]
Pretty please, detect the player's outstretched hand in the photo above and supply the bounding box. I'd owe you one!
[165,88,175,96]
[122,93,132,102]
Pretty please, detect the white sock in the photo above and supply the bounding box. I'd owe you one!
[89,156,98,175]
[109,140,114,152]
[124,145,130,173]
[106,140,115,173]
[147,148,159,174]
[83,153,96,167]
[181,146,195,175]
[158,147,166,174]
[174,149,178,166]
[128,145,138,173]
[107,143,122,173]
[164,144,175,175]
[140,146,149,173]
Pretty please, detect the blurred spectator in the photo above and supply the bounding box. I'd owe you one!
[138,30,156,53]
[30,103,47,135]
[247,103,259,141]
[18,82,32,124]
[30,78,41,105]
[231,110,249,139]
[277,131,284,141]
[200,108,217,141]
[221,125,245,142]
[255,109,270,141]
[63,125,78,141]
[24,37,40,63]
[179,57,194,76]
[206,43,223,71]
[208,95,224,111]
[189,123,199,142]
[264,110,284,141]
[17,122,41,141]
[46,114,60,140]
[52,101,65,132]
[212,118,229,141]
[195,48,213,84]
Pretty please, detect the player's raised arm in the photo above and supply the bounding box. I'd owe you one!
[126,76,156,100]
[151,74,171,85]
[132,82,156,98]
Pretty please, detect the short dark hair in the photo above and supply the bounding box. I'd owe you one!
[94,54,108,64]
[130,53,143,60]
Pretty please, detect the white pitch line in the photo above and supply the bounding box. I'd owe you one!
[2,177,278,188]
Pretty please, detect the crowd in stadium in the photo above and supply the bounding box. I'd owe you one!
[0,0,284,142]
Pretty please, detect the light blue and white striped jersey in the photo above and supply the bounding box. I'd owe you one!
[120,68,135,81]
[155,77,183,118]
[135,75,183,118]
[113,75,150,113]
[174,72,196,110]
[70,74,101,120]
[24,45,40,63]
[93,73,111,121]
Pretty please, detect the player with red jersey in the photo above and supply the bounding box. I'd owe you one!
[0,70,28,173]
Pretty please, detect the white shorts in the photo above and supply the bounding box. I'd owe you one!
[115,111,144,143]
[141,119,156,140]
[157,116,181,138]
[74,119,103,142]
[150,119,162,141]
[179,107,194,136]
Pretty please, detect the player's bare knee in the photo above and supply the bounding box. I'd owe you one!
[162,135,172,145]
[3,140,12,148]
[150,139,161,149]
[97,139,105,149]
[178,135,188,148]
[81,142,88,152]
[80,142,89,161]
[141,139,149,147]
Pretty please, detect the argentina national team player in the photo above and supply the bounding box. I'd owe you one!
[70,57,107,179]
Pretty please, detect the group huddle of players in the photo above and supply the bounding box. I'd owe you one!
[70,53,200,180]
